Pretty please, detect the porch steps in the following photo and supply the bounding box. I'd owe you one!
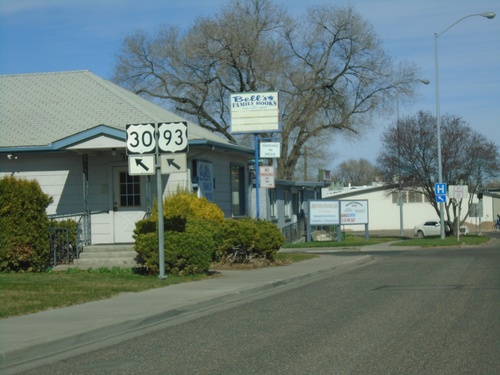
[54,244,139,271]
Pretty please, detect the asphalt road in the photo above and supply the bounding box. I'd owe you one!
[17,244,500,375]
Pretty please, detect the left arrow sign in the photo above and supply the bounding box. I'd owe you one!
[128,155,155,175]
[135,158,150,171]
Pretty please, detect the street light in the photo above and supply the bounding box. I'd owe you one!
[397,79,430,237]
[434,12,496,239]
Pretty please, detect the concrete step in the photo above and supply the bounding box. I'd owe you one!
[78,251,137,259]
[53,244,140,271]
[82,244,135,252]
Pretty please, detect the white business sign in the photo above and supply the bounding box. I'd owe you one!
[230,92,280,133]
[308,201,340,225]
[340,200,368,224]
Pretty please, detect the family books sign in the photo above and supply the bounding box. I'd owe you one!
[229,92,280,133]
[230,92,281,219]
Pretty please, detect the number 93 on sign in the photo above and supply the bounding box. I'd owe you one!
[158,122,188,153]
[126,122,188,154]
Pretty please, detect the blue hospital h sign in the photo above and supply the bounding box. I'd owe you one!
[435,183,447,203]
[435,183,447,195]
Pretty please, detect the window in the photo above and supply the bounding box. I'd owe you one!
[408,191,424,203]
[231,164,246,216]
[119,172,141,207]
[284,190,291,218]
[269,189,277,218]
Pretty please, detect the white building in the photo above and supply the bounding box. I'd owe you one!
[321,183,499,234]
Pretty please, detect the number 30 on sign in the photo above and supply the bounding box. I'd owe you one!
[126,123,156,154]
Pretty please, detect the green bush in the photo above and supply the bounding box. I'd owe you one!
[0,176,53,272]
[218,218,258,255]
[218,218,284,262]
[253,219,285,259]
[134,191,284,270]
[135,220,214,275]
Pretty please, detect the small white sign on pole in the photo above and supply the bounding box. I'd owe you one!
[449,185,468,199]
[260,142,281,158]
[259,166,275,188]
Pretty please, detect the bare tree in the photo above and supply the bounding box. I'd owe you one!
[113,0,420,180]
[331,158,380,186]
[377,110,500,234]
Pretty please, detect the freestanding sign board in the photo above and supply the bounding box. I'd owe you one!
[229,92,280,133]
[340,200,368,224]
[308,201,340,226]
[307,200,369,242]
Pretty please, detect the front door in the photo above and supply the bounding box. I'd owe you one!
[112,167,147,243]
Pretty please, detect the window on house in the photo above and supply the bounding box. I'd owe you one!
[231,164,246,216]
[119,172,141,207]
[269,189,277,217]
[284,190,291,218]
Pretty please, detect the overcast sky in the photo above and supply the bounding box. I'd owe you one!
[1,0,498,171]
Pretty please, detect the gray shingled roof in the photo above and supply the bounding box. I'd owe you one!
[0,70,245,152]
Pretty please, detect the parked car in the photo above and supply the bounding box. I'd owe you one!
[413,221,441,237]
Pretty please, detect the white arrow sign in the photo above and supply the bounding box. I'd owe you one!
[128,155,155,175]
[160,153,187,174]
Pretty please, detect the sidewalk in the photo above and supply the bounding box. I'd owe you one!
[0,252,375,373]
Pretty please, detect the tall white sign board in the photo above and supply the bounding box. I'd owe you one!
[230,92,280,133]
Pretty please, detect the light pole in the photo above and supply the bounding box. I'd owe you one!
[396,79,429,237]
[434,12,495,239]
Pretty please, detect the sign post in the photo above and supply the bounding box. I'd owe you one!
[230,92,280,219]
[126,122,188,279]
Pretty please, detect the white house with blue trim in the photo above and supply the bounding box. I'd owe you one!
[0,70,326,249]
[0,71,256,245]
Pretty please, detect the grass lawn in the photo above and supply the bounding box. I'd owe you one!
[282,234,491,249]
[282,236,401,248]
[0,253,317,319]
[391,235,491,247]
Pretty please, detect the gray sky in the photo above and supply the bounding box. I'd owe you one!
[1,0,498,170]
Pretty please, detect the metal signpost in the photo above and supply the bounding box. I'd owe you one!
[126,122,188,279]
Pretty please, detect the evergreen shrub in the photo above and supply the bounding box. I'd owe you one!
[134,191,224,274]
[218,218,284,261]
[134,220,214,275]
[0,176,53,272]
